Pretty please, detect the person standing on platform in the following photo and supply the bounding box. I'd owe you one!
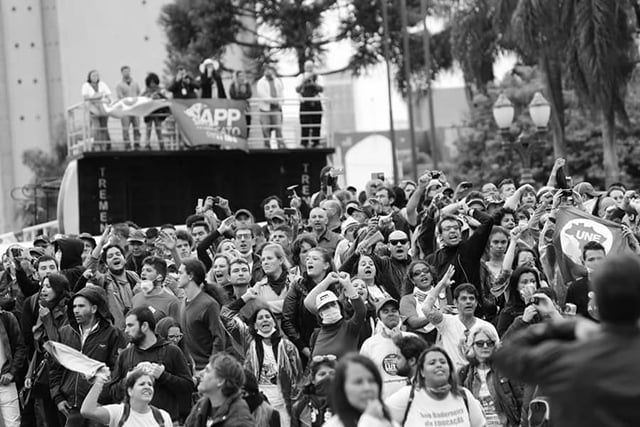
[115,65,141,149]
[295,60,323,148]
[256,65,284,149]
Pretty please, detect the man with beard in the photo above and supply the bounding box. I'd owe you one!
[50,286,125,426]
[359,297,416,398]
[104,307,193,422]
[423,266,498,369]
[393,334,428,381]
[425,199,494,305]
[100,244,141,330]
[308,208,343,257]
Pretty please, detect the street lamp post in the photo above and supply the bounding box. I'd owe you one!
[492,92,551,184]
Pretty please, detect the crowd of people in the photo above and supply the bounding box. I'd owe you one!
[1,158,640,426]
[81,59,325,150]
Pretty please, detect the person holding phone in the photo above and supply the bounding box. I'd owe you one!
[296,60,324,148]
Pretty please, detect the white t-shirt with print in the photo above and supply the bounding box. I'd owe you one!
[385,386,485,427]
[104,404,172,427]
[434,314,498,369]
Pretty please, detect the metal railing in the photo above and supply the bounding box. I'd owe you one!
[66,97,333,156]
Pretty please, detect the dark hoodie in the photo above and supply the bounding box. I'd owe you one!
[104,337,194,420]
[49,286,125,408]
[496,266,541,336]
[55,238,85,287]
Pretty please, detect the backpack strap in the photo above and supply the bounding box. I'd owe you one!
[401,382,417,426]
[117,403,131,427]
[461,388,470,413]
[118,403,165,427]
[150,405,165,426]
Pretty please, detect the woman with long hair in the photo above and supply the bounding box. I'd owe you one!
[81,69,112,147]
[292,355,336,426]
[244,306,303,427]
[26,273,72,427]
[253,244,292,321]
[458,325,522,427]
[290,234,318,279]
[496,266,541,336]
[324,353,396,427]
[282,246,330,364]
[141,72,169,149]
[81,368,172,426]
[385,347,485,426]
[209,253,233,298]
[399,260,441,344]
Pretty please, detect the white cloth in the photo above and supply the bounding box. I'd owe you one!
[360,332,414,398]
[256,77,284,111]
[385,386,485,427]
[261,384,289,427]
[433,314,498,370]
[0,383,20,427]
[323,413,398,427]
[81,81,112,99]
[104,403,172,427]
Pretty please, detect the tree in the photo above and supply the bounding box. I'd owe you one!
[562,0,637,184]
[159,0,345,77]
[452,66,640,190]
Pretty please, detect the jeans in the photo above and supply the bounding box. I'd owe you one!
[0,383,20,427]
[300,100,322,147]
[260,107,283,148]
[121,116,140,145]
[62,407,102,427]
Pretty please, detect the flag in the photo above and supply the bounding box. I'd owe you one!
[43,341,106,379]
[170,99,248,151]
[552,207,632,284]
[105,96,170,119]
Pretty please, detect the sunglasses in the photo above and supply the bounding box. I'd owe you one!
[389,239,408,246]
[473,340,495,348]
[412,269,431,277]
[168,333,183,340]
[312,354,337,363]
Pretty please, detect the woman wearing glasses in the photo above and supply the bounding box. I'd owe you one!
[399,260,442,344]
[385,347,485,426]
[458,325,522,427]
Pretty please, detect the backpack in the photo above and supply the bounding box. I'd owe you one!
[401,383,470,427]
[117,402,165,427]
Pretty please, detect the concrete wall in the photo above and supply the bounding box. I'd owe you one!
[0,0,173,233]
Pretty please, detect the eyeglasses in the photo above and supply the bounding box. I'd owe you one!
[389,239,408,246]
[473,340,495,348]
[312,354,337,363]
[168,334,183,340]
[412,269,430,277]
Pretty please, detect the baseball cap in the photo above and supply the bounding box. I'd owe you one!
[33,235,50,246]
[127,230,146,243]
[466,197,486,210]
[375,297,399,317]
[346,203,363,216]
[316,291,339,310]
[79,232,97,248]
[234,209,254,220]
[574,182,599,198]
[341,217,360,235]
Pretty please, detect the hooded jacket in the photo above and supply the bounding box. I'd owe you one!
[104,337,195,420]
[55,238,85,287]
[185,392,255,427]
[49,286,125,408]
